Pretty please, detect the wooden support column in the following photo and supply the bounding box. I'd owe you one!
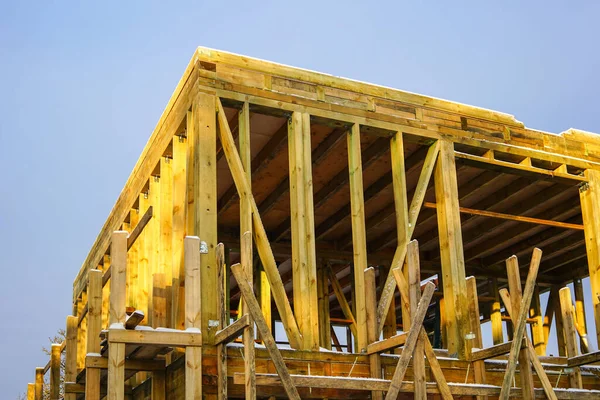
[434,139,468,358]
[35,367,43,400]
[530,286,545,355]
[172,134,187,330]
[148,176,160,327]
[559,286,583,388]
[86,269,103,400]
[466,276,487,400]
[543,288,555,352]
[241,232,256,399]
[580,169,600,346]
[490,278,504,345]
[317,262,331,349]
[159,155,173,328]
[108,231,128,400]
[506,256,535,400]
[288,111,319,350]
[191,92,218,343]
[573,277,590,353]
[380,265,397,343]
[76,292,87,371]
[137,193,149,321]
[27,383,35,400]
[408,251,426,399]
[347,123,368,352]
[50,343,60,400]
[103,254,112,328]
[551,286,567,356]
[127,209,139,311]
[365,267,383,400]
[216,243,227,400]
[151,371,166,400]
[184,236,202,399]
[65,315,77,400]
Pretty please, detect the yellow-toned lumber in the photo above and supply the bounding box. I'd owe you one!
[184,236,202,399]
[505,255,535,400]
[377,141,439,336]
[434,139,468,359]
[216,97,302,349]
[148,176,160,327]
[317,263,331,349]
[580,169,600,346]
[347,123,368,352]
[499,288,558,400]
[86,269,102,400]
[498,248,542,400]
[76,292,87,371]
[108,341,125,400]
[151,371,166,400]
[289,111,319,350]
[466,276,487,400]
[110,231,128,326]
[559,286,583,388]
[215,314,250,345]
[365,267,383,400]
[216,243,227,400]
[137,193,149,321]
[530,286,546,355]
[159,155,173,328]
[241,232,256,399]
[573,278,590,353]
[65,315,77,400]
[231,262,301,400]
[408,247,426,400]
[35,367,43,400]
[102,254,111,328]
[50,344,60,400]
[381,265,397,345]
[27,383,35,400]
[327,264,358,339]
[152,273,167,327]
[171,134,186,330]
[127,208,139,310]
[551,286,567,356]
[490,278,503,345]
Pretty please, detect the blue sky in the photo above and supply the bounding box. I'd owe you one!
[1,1,600,396]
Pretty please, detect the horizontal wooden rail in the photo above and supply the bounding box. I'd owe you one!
[423,202,584,230]
[568,351,600,368]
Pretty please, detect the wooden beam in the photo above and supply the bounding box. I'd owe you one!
[568,350,600,367]
[136,194,149,320]
[327,265,358,339]
[466,276,487,400]
[27,383,35,400]
[151,370,166,400]
[530,285,546,355]
[559,286,583,388]
[216,97,302,349]
[490,278,504,345]
[574,277,591,353]
[50,344,60,400]
[110,231,128,326]
[86,269,102,400]
[317,263,331,349]
[147,176,160,327]
[434,140,468,358]
[171,135,187,330]
[159,156,173,328]
[215,314,250,345]
[240,231,256,399]
[35,367,43,400]
[365,267,383,400]
[231,262,301,400]
[64,315,77,400]
[216,243,228,400]
[184,236,202,399]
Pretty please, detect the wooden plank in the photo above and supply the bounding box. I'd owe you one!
[86,269,102,400]
[490,278,504,345]
[551,286,567,356]
[159,156,173,328]
[530,286,546,355]
[498,248,542,400]
[365,267,383,400]
[85,355,165,371]
[125,310,145,329]
[184,236,202,398]
[470,341,515,361]
[574,278,590,353]
[151,370,166,400]
[434,140,468,359]
[147,176,160,327]
[136,194,149,321]
[385,282,436,400]
[215,314,250,345]
[505,255,535,400]
[231,262,301,400]
[216,97,302,349]
[65,316,78,389]
[77,292,87,371]
[110,231,128,326]
[466,276,487,400]
[327,264,358,339]
[27,383,35,400]
[408,244,426,400]
[240,232,256,399]
[499,288,558,400]
[559,286,583,388]
[367,333,407,355]
[216,243,227,400]
[108,342,125,400]
[317,263,331,349]
[347,123,368,352]
[108,329,202,346]
[49,344,60,399]
[171,135,187,330]
[568,350,600,367]
[185,346,202,400]
[376,141,439,336]
[35,367,43,400]
[152,273,167,328]
[126,209,139,311]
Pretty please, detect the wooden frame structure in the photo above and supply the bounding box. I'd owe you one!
[25,47,600,398]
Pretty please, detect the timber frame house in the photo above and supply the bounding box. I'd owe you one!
[24,47,600,399]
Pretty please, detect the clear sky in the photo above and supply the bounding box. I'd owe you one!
[2,1,600,396]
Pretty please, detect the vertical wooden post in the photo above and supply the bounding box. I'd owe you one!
[76,292,87,371]
[216,243,227,400]
[65,315,77,400]
[365,267,383,400]
[159,155,173,328]
[580,169,600,347]
[27,383,35,400]
[551,286,567,356]
[148,176,160,327]
[50,343,61,400]
[530,285,546,355]
[466,276,487,400]
[408,248,426,399]
[559,286,583,388]
[347,123,368,352]
[318,262,331,349]
[34,367,44,400]
[543,288,555,353]
[151,371,166,400]
[127,209,139,311]
[192,93,218,343]
[185,236,202,399]
[103,254,112,328]
[573,277,590,353]
[241,232,256,399]
[434,139,468,358]
[490,278,504,345]
[506,256,535,400]
[86,269,103,400]
[108,231,128,400]
[381,265,397,344]
[288,111,319,350]
[138,193,150,320]
[172,134,187,330]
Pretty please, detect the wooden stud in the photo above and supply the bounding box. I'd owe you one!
[551,286,567,356]
[505,255,535,400]
[76,291,87,371]
[108,341,125,400]
[347,123,368,352]
[151,371,166,400]
[65,315,77,400]
[110,231,128,326]
[573,277,590,353]
[408,248,426,400]
[498,248,542,400]
[148,176,160,327]
[543,288,555,351]
[102,254,112,328]
[137,193,149,321]
[86,269,102,400]
[466,276,487,400]
[490,278,504,345]
[152,273,167,328]
[530,285,546,355]
[317,262,331,349]
[327,265,358,339]
[435,140,468,358]
[35,367,43,400]
[50,344,60,399]
[365,267,383,400]
[127,209,139,311]
[216,97,302,349]
[159,156,173,328]
[216,243,227,400]
[172,134,187,330]
[241,232,256,399]
[231,262,301,400]
[184,236,202,398]
[580,169,600,346]
[380,265,397,345]
[27,383,35,400]
[559,286,583,388]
